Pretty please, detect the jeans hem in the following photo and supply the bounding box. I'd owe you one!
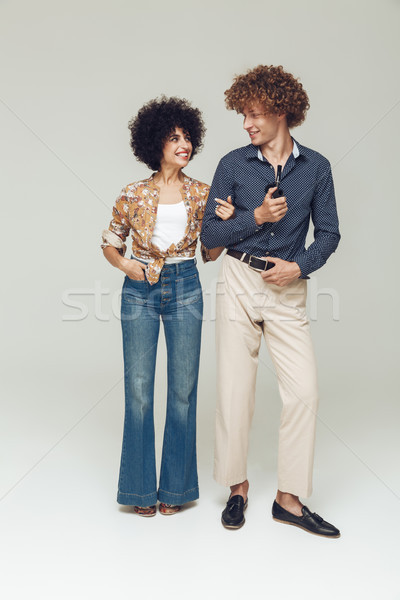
[158,486,199,505]
[117,490,158,506]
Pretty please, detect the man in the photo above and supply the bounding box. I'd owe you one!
[201,65,340,537]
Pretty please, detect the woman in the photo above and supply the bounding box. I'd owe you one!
[101,96,234,516]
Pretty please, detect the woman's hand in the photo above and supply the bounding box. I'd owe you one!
[120,257,147,281]
[215,196,235,220]
[102,247,146,280]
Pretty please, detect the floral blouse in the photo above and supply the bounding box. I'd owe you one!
[101,174,210,284]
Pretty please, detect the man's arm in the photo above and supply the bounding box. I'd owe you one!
[261,159,340,287]
[200,158,262,249]
[292,161,340,276]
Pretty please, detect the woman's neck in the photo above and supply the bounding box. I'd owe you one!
[154,166,184,186]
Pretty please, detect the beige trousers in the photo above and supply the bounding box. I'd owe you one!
[214,254,319,498]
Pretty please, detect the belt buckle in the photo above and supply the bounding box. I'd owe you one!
[248,255,267,272]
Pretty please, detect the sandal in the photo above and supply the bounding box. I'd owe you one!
[159,503,181,515]
[133,505,157,517]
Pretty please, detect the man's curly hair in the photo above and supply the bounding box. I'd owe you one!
[128,96,206,171]
[225,65,310,128]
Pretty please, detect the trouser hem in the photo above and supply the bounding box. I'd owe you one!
[277,482,313,499]
[213,470,248,488]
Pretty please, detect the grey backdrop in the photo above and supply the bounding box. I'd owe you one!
[1,1,399,598]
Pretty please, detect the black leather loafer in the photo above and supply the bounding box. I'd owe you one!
[272,500,340,538]
[221,495,248,529]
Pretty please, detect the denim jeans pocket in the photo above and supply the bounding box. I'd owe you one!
[175,272,202,306]
[122,276,148,306]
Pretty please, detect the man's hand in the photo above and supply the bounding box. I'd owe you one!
[215,196,235,220]
[260,257,301,287]
[121,258,147,281]
[254,186,288,225]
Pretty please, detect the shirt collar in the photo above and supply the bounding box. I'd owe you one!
[247,138,301,162]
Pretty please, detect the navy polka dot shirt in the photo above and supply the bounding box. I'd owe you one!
[200,139,340,277]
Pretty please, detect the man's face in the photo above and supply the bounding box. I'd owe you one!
[242,102,281,147]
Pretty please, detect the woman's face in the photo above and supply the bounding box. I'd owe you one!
[161,127,192,170]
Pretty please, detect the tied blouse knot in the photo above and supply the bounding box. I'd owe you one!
[101,174,211,284]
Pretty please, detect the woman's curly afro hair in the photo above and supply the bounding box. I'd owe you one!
[128,96,206,171]
[225,65,310,128]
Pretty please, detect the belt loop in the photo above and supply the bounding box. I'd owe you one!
[239,252,246,262]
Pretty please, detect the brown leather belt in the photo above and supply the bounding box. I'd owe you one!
[226,249,275,271]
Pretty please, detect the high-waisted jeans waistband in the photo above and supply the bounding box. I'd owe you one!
[131,255,196,276]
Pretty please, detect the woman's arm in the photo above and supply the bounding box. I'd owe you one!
[201,195,235,261]
[103,246,146,281]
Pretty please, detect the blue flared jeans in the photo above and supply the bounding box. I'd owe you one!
[117,259,203,507]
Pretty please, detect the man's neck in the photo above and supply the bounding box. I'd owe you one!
[259,131,293,168]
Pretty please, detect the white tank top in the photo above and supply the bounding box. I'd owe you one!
[143,201,193,264]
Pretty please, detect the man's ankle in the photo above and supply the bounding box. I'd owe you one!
[230,479,249,501]
[276,490,303,516]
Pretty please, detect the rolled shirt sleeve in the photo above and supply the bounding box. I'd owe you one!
[101,189,131,255]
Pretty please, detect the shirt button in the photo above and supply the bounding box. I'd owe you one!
[265,252,269,255]
[270,232,274,236]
